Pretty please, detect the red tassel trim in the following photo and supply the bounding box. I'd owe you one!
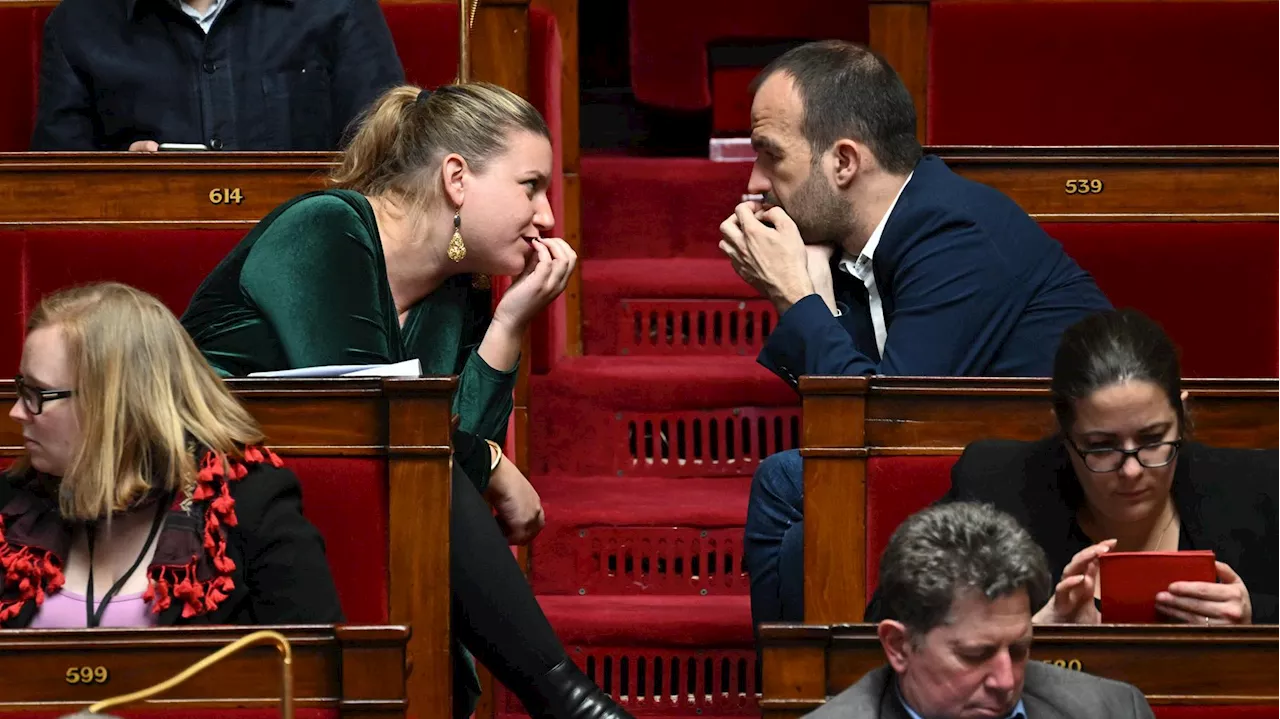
[144,446,283,618]
[0,514,65,623]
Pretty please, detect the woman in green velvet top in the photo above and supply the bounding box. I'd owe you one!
[182,83,629,719]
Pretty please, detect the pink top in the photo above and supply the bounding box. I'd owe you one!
[28,589,158,629]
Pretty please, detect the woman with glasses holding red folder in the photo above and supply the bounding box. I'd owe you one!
[867,308,1276,626]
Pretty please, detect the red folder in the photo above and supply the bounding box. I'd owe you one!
[1099,550,1217,623]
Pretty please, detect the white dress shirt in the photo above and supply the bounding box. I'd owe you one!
[180,0,227,33]
[835,172,914,357]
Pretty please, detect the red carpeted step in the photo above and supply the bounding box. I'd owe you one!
[583,259,778,357]
[502,596,760,717]
[538,595,753,645]
[499,597,759,717]
[581,155,751,260]
[529,356,798,477]
[532,476,750,596]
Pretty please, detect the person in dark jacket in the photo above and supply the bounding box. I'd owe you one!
[31,0,404,151]
[730,40,1111,627]
[2,282,342,628]
[866,309,1276,625]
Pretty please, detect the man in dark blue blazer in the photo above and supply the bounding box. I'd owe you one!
[721,40,1111,628]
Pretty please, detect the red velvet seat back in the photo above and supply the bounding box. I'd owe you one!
[284,457,390,624]
[527,7,566,372]
[0,233,24,374]
[864,455,958,603]
[382,3,459,89]
[628,0,868,112]
[1045,222,1279,378]
[928,1,1280,145]
[0,6,51,152]
[4,229,246,374]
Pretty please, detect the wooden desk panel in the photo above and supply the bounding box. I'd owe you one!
[0,153,332,227]
[0,625,408,717]
[0,379,453,719]
[935,146,1279,222]
[760,623,1280,719]
[0,148,1271,227]
[799,377,1279,624]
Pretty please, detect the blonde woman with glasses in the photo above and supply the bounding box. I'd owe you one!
[3,282,343,630]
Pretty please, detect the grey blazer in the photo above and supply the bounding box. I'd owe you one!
[806,662,1154,718]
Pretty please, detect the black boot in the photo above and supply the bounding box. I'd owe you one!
[527,658,634,719]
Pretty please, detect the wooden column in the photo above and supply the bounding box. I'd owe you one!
[386,378,457,718]
[800,377,870,623]
[869,0,930,144]
[470,0,531,95]
[534,0,582,356]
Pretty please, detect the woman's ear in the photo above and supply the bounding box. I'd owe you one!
[440,153,467,208]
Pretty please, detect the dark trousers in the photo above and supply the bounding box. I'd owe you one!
[743,449,806,626]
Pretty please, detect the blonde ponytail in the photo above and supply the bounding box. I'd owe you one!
[330,82,549,203]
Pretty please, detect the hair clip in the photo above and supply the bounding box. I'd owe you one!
[415,88,432,106]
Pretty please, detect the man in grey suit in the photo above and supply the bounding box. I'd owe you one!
[807,502,1154,719]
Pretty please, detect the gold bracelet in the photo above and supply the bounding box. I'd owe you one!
[485,439,503,471]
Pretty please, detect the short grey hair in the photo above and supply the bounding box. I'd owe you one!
[878,502,1051,638]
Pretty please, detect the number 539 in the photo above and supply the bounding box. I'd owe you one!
[1064,179,1104,194]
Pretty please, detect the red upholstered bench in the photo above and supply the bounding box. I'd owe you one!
[628,0,867,132]
[286,457,389,624]
[1046,222,1279,378]
[864,455,958,603]
[2,229,245,374]
[927,0,1279,145]
[0,5,51,152]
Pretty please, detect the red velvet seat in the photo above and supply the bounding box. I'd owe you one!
[0,232,24,374]
[0,6,52,153]
[928,1,1279,145]
[864,455,958,603]
[628,0,867,130]
[382,3,462,89]
[21,228,243,318]
[2,229,242,374]
[286,457,390,624]
[1046,222,1279,378]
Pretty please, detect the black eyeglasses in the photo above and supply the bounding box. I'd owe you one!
[1067,437,1183,473]
[14,374,74,416]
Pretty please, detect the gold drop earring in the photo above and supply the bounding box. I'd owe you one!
[448,211,467,262]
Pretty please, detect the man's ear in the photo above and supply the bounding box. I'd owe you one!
[830,139,863,189]
[440,153,467,208]
[878,620,912,674]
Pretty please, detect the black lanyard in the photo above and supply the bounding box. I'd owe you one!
[84,499,168,628]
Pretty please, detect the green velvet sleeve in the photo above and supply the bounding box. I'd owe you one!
[240,195,396,367]
[453,348,518,443]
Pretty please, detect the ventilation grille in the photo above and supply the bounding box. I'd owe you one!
[566,527,747,596]
[500,648,758,716]
[618,408,801,477]
[619,300,777,355]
